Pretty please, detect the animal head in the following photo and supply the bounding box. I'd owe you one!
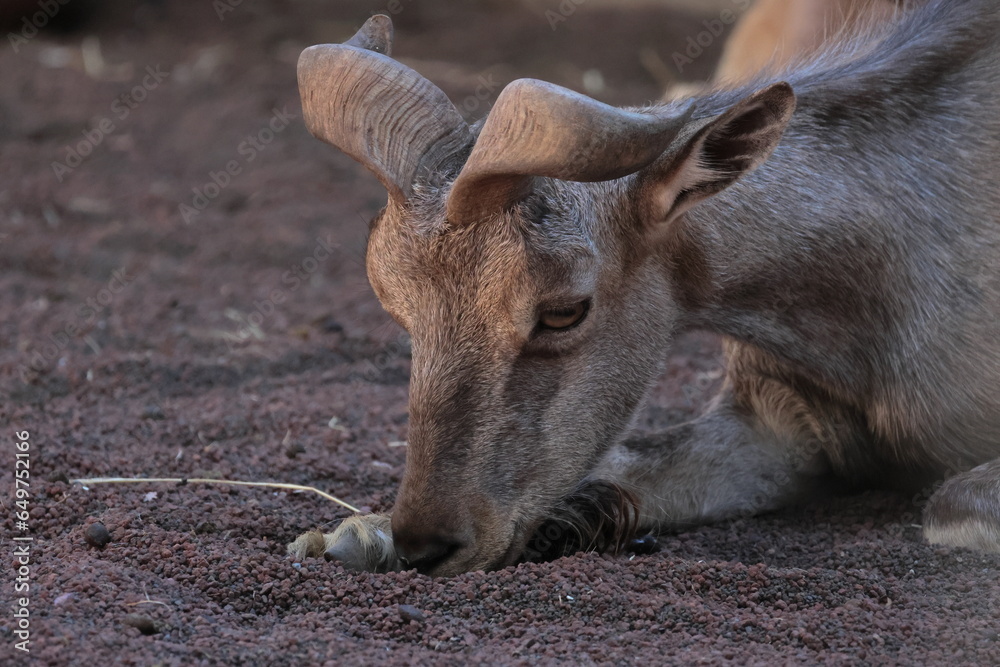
[300,15,795,574]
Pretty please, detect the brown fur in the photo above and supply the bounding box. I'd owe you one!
[717,0,904,84]
[291,0,1000,575]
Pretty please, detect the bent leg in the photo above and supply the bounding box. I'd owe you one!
[589,381,835,533]
[924,458,1000,553]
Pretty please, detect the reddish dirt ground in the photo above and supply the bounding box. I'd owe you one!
[2,1,998,664]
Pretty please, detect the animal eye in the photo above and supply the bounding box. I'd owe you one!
[538,300,590,331]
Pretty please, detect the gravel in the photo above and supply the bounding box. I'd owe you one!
[2,0,997,664]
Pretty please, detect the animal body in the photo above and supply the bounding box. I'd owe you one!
[288,0,1000,576]
[714,0,904,85]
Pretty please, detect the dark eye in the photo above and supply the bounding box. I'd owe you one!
[538,300,590,331]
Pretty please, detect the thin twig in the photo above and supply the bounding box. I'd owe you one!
[70,477,361,513]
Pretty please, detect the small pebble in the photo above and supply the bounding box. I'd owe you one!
[627,534,660,555]
[84,522,112,548]
[398,604,425,624]
[194,521,217,534]
[316,315,344,333]
[123,614,158,635]
[141,404,165,420]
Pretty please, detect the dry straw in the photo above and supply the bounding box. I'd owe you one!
[70,477,361,514]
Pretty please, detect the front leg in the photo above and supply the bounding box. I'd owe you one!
[591,381,834,533]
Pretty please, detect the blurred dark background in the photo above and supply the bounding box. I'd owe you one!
[1,0,732,390]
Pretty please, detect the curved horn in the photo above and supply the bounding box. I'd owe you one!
[446,79,694,225]
[344,14,393,55]
[298,16,473,203]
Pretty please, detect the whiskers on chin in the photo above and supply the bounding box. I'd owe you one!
[520,480,648,563]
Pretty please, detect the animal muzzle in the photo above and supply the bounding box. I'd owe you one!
[390,506,469,574]
[390,492,516,575]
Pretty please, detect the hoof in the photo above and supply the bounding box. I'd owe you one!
[287,514,401,572]
[923,460,1000,553]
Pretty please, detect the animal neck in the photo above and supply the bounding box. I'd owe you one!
[662,0,995,394]
[667,91,933,392]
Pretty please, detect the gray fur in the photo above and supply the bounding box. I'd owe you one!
[294,0,1000,574]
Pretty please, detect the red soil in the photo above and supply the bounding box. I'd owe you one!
[2,1,997,664]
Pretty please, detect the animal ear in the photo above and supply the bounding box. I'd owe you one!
[640,82,796,226]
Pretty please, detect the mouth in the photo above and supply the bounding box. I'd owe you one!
[424,481,642,575]
[439,517,548,575]
[499,532,533,569]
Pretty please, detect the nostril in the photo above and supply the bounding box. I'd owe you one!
[396,537,462,574]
